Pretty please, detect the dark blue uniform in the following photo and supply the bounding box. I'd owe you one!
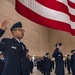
[24,56,30,75]
[66,57,71,74]
[0,37,29,75]
[52,48,64,75]
[51,60,54,71]
[0,29,5,37]
[64,59,67,68]
[71,53,75,75]
[29,60,33,73]
[0,59,4,75]
[43,57,51,75]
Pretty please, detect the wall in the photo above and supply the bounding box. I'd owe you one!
[49,28,75,56]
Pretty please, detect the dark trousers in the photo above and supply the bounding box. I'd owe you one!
[56,73,64,75]
[72,69,75,75]
[44,71,50,75]
[67,66,71,74]
[30,69,33,73]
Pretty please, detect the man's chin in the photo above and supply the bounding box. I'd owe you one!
[21,36,24,39]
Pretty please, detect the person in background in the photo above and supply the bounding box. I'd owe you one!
[51,58,54,72]
[37,59,41,71]
[64,58,67,68]
[29,59,34,74]
[71,49,75,75]
[52,43,64,75]
[66,55,71,74]
[24,49,31,75]
[43,53,51,75]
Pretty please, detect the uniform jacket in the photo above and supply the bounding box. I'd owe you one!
[71,53,75,70]
[0,29,5,37]
[0,37,29,75]
[43,56,51,72]
[52,48,64,75]
[66,58,71,68]
[0,59,4,75]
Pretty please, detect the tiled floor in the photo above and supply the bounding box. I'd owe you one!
[31,67,72,75]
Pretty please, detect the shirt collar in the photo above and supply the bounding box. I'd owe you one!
[14,38,21,43]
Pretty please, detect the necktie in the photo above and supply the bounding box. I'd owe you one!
[17,42,22,52]
[20,42,24,50]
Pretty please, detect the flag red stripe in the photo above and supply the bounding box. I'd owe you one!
[36,0,69,15]
[70,14,75,22]
[68,0,75,8]
[16,0,75,35]
[36,0,75,22]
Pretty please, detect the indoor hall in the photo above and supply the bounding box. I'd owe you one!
[0,0,75,75]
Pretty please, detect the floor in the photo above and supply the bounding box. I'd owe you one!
[31,67,72,75]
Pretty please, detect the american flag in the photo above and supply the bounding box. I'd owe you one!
[15,0,75,35]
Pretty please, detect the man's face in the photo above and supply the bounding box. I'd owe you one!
[12,28,25,40]
[0,54,3,58]
[59,46,62,50]
[47,54,49,57]
[73,51,75,54]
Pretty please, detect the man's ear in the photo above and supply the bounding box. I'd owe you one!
[56,44,59,48]
[11,30,15,35]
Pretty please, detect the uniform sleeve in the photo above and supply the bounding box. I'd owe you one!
[0,38,6,51]
[70,55,73,68]
[0,29,5,37]
[52,48,59,58]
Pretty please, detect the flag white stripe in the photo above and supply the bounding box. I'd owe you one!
[69,0,75,4]
[18,0,75,29]
[69,7,75,16]
[57,0,75,16]
[71,22,75,29]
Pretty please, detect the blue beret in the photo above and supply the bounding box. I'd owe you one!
[10,22,22,31]
[55,43,62,47]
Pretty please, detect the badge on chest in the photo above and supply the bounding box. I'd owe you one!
[11,46,17,49]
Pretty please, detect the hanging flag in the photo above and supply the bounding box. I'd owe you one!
[15,0,75,35]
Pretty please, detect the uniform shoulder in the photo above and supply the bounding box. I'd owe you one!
[53,48,58,53]
[0,29,5,37]
[1,38,11,42]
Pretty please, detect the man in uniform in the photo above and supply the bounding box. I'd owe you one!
[71,49,75,75]
[43,53,51,75]
[66,55,71,74]
[52,43,64,75]
[0,20,29,75]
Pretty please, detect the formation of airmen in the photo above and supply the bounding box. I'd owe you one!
[37,53,54,75]
[0,19,75,75]
[36,43,75,75]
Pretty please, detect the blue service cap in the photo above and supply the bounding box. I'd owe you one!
[71,49,75,53]
[55,43,62,47]
[67,55,70,56]
[46,52,49,55]
[10,22,22,31]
